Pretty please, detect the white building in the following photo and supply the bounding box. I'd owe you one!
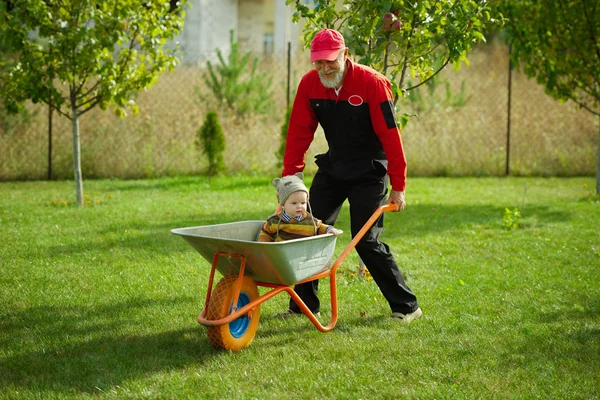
[174,0,305,64]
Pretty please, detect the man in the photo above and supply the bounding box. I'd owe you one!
[277,28,422,323]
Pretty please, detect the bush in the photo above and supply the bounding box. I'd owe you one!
[197,111,226,176]
[275,106,292,169]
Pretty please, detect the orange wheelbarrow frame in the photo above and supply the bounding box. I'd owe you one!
[196,203,399,336]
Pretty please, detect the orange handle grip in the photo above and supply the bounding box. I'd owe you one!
[381,202,400,212]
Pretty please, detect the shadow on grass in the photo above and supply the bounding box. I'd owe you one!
[373,203,570,237]
[256,320,324,349]
[536,296,600,344]
[112,175,271,192]
[0,296,220,395]
[495,296,600,381]
[41,209,271,259]
[0,295,361,395]
[39,203,572,261]
[108,175,210,192]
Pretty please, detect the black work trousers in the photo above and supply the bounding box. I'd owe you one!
[288,169,419,315]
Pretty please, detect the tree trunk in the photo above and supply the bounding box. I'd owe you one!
[71,99,84,207]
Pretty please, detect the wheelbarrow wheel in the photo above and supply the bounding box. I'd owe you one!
[206,274,260,350]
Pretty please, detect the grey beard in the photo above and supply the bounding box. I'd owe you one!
[318,65,345,88]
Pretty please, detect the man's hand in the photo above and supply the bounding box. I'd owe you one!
[386,190,406,212]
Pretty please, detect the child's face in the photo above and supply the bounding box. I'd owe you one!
[283,191,308,217]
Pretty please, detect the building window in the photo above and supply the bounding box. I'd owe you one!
[264,33,274,55]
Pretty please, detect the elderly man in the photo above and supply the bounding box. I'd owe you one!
[276,29,422,323]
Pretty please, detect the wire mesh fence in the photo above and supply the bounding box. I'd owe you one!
[0,40,597,182]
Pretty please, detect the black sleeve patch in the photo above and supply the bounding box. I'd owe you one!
[380,100,397,129]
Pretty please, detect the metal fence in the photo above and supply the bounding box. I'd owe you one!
[0,40,598,181]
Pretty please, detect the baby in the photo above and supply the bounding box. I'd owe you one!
[258,173,343,242]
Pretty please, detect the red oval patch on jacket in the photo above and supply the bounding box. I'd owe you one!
[348,95,363,106]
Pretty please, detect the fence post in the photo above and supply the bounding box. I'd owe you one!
[48,102,52,180]
[506,45,512,177]
[286,41,291,109]
[596,117,600,195]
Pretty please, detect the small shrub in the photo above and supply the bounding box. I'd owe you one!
[275,106,292,169]
[197,111,226,176]
[503,207,521,230]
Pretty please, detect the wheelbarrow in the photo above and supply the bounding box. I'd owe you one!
[171,203,398,350]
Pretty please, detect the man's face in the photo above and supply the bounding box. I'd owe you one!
[313,49,347,88]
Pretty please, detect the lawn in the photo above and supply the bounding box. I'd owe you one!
[1,176,599,399]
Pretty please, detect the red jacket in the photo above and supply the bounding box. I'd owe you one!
[282,58,407,191]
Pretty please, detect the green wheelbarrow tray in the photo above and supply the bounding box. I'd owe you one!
[171,221,338,285]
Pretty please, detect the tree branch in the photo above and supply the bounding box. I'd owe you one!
[394,12,419,104]
[411,42,442,62]
[76,79,101,101]
[44,99,71,120]
[53,105,71,119]
[335,0,362,32]
[404,56,451,92]
[571,96,600,117]
[73,76,88,97]
[78,97,102,116]
[76,92,100,109]
[115,25,140,81]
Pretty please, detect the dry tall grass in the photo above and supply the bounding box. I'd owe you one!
[0,40,597,181]
[402,41,598,177]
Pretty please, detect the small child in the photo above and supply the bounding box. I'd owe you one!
[258,173,343,242]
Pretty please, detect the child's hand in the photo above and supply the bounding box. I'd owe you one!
[330,228,343,236]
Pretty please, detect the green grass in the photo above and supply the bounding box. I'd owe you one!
[1,176,599,399]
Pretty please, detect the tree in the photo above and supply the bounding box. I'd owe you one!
[287,0,500,127]
[197,111,226,176]
[494,0,600,194]
[0,0,188,206]
[201,30,274,117]
[276,106,292,169]
[0,1,31,137]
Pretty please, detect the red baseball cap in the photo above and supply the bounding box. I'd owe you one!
[310,29,345,63]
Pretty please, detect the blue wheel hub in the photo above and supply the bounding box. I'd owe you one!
[229,292,251,338]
